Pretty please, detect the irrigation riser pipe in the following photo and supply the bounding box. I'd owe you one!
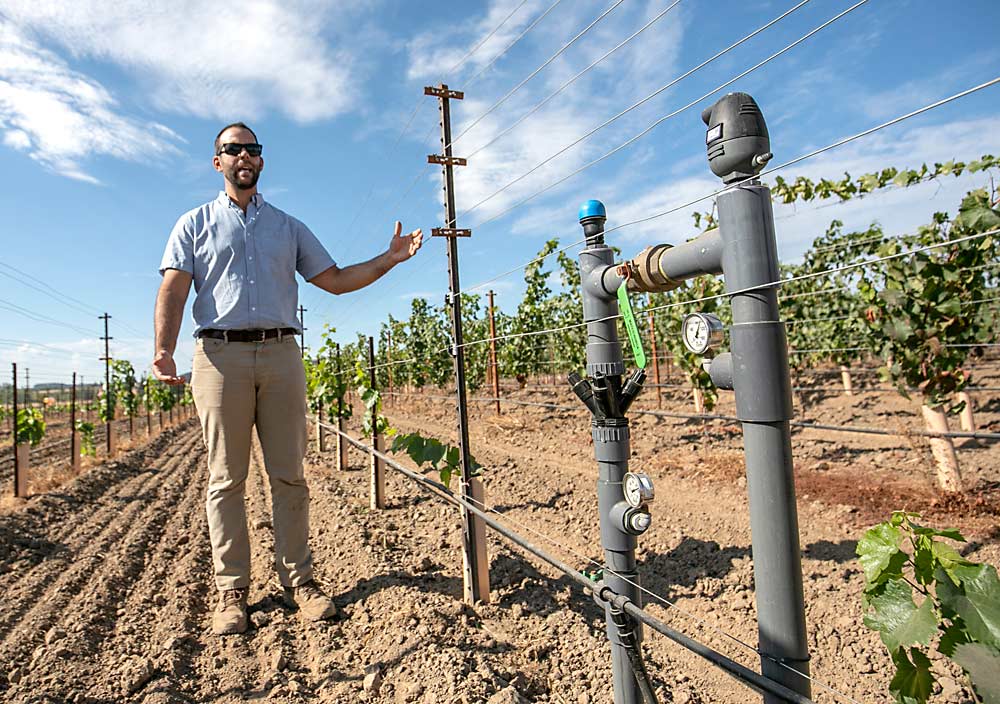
[317,420,815,704]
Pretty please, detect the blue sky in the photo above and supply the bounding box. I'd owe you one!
[1,0,998,386]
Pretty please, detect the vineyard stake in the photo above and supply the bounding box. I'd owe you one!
[12,363,19,498]
[367,337,386,509]
[426,82,490,605]
[487,290,501,416]
[99,313,113,455]
[647,311,662,409]
[336,344,347,472]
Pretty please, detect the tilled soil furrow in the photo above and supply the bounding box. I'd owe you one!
[0,426,202,644]
[0,423,198,596]
[0,427,204,671]
[69,438,213,702]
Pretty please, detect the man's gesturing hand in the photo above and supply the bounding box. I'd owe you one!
[152,351,185,386]
[388,221,423,264]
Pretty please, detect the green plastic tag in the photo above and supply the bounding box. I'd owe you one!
[617,283,646,369]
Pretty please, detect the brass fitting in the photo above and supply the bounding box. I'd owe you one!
[621,244,682,293]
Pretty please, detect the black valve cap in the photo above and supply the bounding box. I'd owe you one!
[702,92,770,184]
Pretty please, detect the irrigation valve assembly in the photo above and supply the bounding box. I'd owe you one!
[571,92,811,703]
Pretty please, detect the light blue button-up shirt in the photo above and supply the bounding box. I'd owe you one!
[160,192,336,336]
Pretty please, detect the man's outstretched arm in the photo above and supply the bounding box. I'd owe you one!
[153,269,193,385]
[309,221,422,295]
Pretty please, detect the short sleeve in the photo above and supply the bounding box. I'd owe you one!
[160,214,195,275]
[293,218,336,280]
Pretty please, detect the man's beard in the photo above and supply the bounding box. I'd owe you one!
[226,164,259,191]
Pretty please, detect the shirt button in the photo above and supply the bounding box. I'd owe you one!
[250,279,255,284]
[248,256,253,261]
[252,306,256,311]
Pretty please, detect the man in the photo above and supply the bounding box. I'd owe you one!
[152,122,422,635]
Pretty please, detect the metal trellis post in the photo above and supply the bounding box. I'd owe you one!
[647,311,662,409]
[12,363,20,498]
[367,337,385,509]
[100,313,113,455]
[488,290,501,415]
[71,372,80,472]
[425,82,490,605]
[336,344,347,472]
[299,304,307,357]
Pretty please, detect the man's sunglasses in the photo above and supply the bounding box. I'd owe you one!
[217,142,263,157]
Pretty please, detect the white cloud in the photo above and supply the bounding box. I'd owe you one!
[0,0,365,123]
[0,21,183,182]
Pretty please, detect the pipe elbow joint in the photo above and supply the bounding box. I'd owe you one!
[610,501,652,536]
[584,264,624,299]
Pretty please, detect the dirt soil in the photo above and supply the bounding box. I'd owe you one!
[0,370,996,704]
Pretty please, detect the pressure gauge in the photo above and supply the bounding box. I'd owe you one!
[681,313,725,355]
[623,472,654,508]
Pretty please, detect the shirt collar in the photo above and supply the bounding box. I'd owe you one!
[217,191,265,209]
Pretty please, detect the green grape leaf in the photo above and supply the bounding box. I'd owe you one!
[858,523,904,585]
[937,564,1000,649]
[864,578,937,654]
[953,643,1000,704]
[889,649,934,704]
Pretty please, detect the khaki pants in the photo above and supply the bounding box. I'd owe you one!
[192,335,312,591]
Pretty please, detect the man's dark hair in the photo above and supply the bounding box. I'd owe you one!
[214,122,258,154]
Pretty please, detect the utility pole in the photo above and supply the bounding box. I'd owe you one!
[24,368,29,409]
[425,82,490,605]
[100,313,113,455]
[298,304,307,357]
[487,290,501,415]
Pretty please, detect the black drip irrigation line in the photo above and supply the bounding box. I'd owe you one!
[318,420,817,704]
[382,391,1000,441]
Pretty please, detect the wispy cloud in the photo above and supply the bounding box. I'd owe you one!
[0,21,183,182]
[1,0,366,123]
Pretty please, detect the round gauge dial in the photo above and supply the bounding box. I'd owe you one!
[623,472,654,508]
[681,313,724,355]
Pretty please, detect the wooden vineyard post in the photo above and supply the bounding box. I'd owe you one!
[840,365,854,396]
[336,344,347,472]
[12,363,20,498]
[426,82,490,605]
[368,337,385,509]
[487,290,501,415]
[71,372,80,473]
[647,311,662,409]
[921,404,963,492]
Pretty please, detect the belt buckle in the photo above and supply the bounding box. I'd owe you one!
[255,329,267,342]
[223,330,229,343]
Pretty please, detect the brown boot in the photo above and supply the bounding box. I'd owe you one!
[283,580,337,621]
[212,588,248,635]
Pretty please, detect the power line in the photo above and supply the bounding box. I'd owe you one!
[458,73,1000,296]
[446,0,626,150]
[0,298,95,336]
[459,0,826,223]
[466,0,685,159]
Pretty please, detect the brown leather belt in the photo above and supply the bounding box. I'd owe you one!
[198,328,298,342]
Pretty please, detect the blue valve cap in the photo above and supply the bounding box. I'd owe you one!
[578,199,606,223]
